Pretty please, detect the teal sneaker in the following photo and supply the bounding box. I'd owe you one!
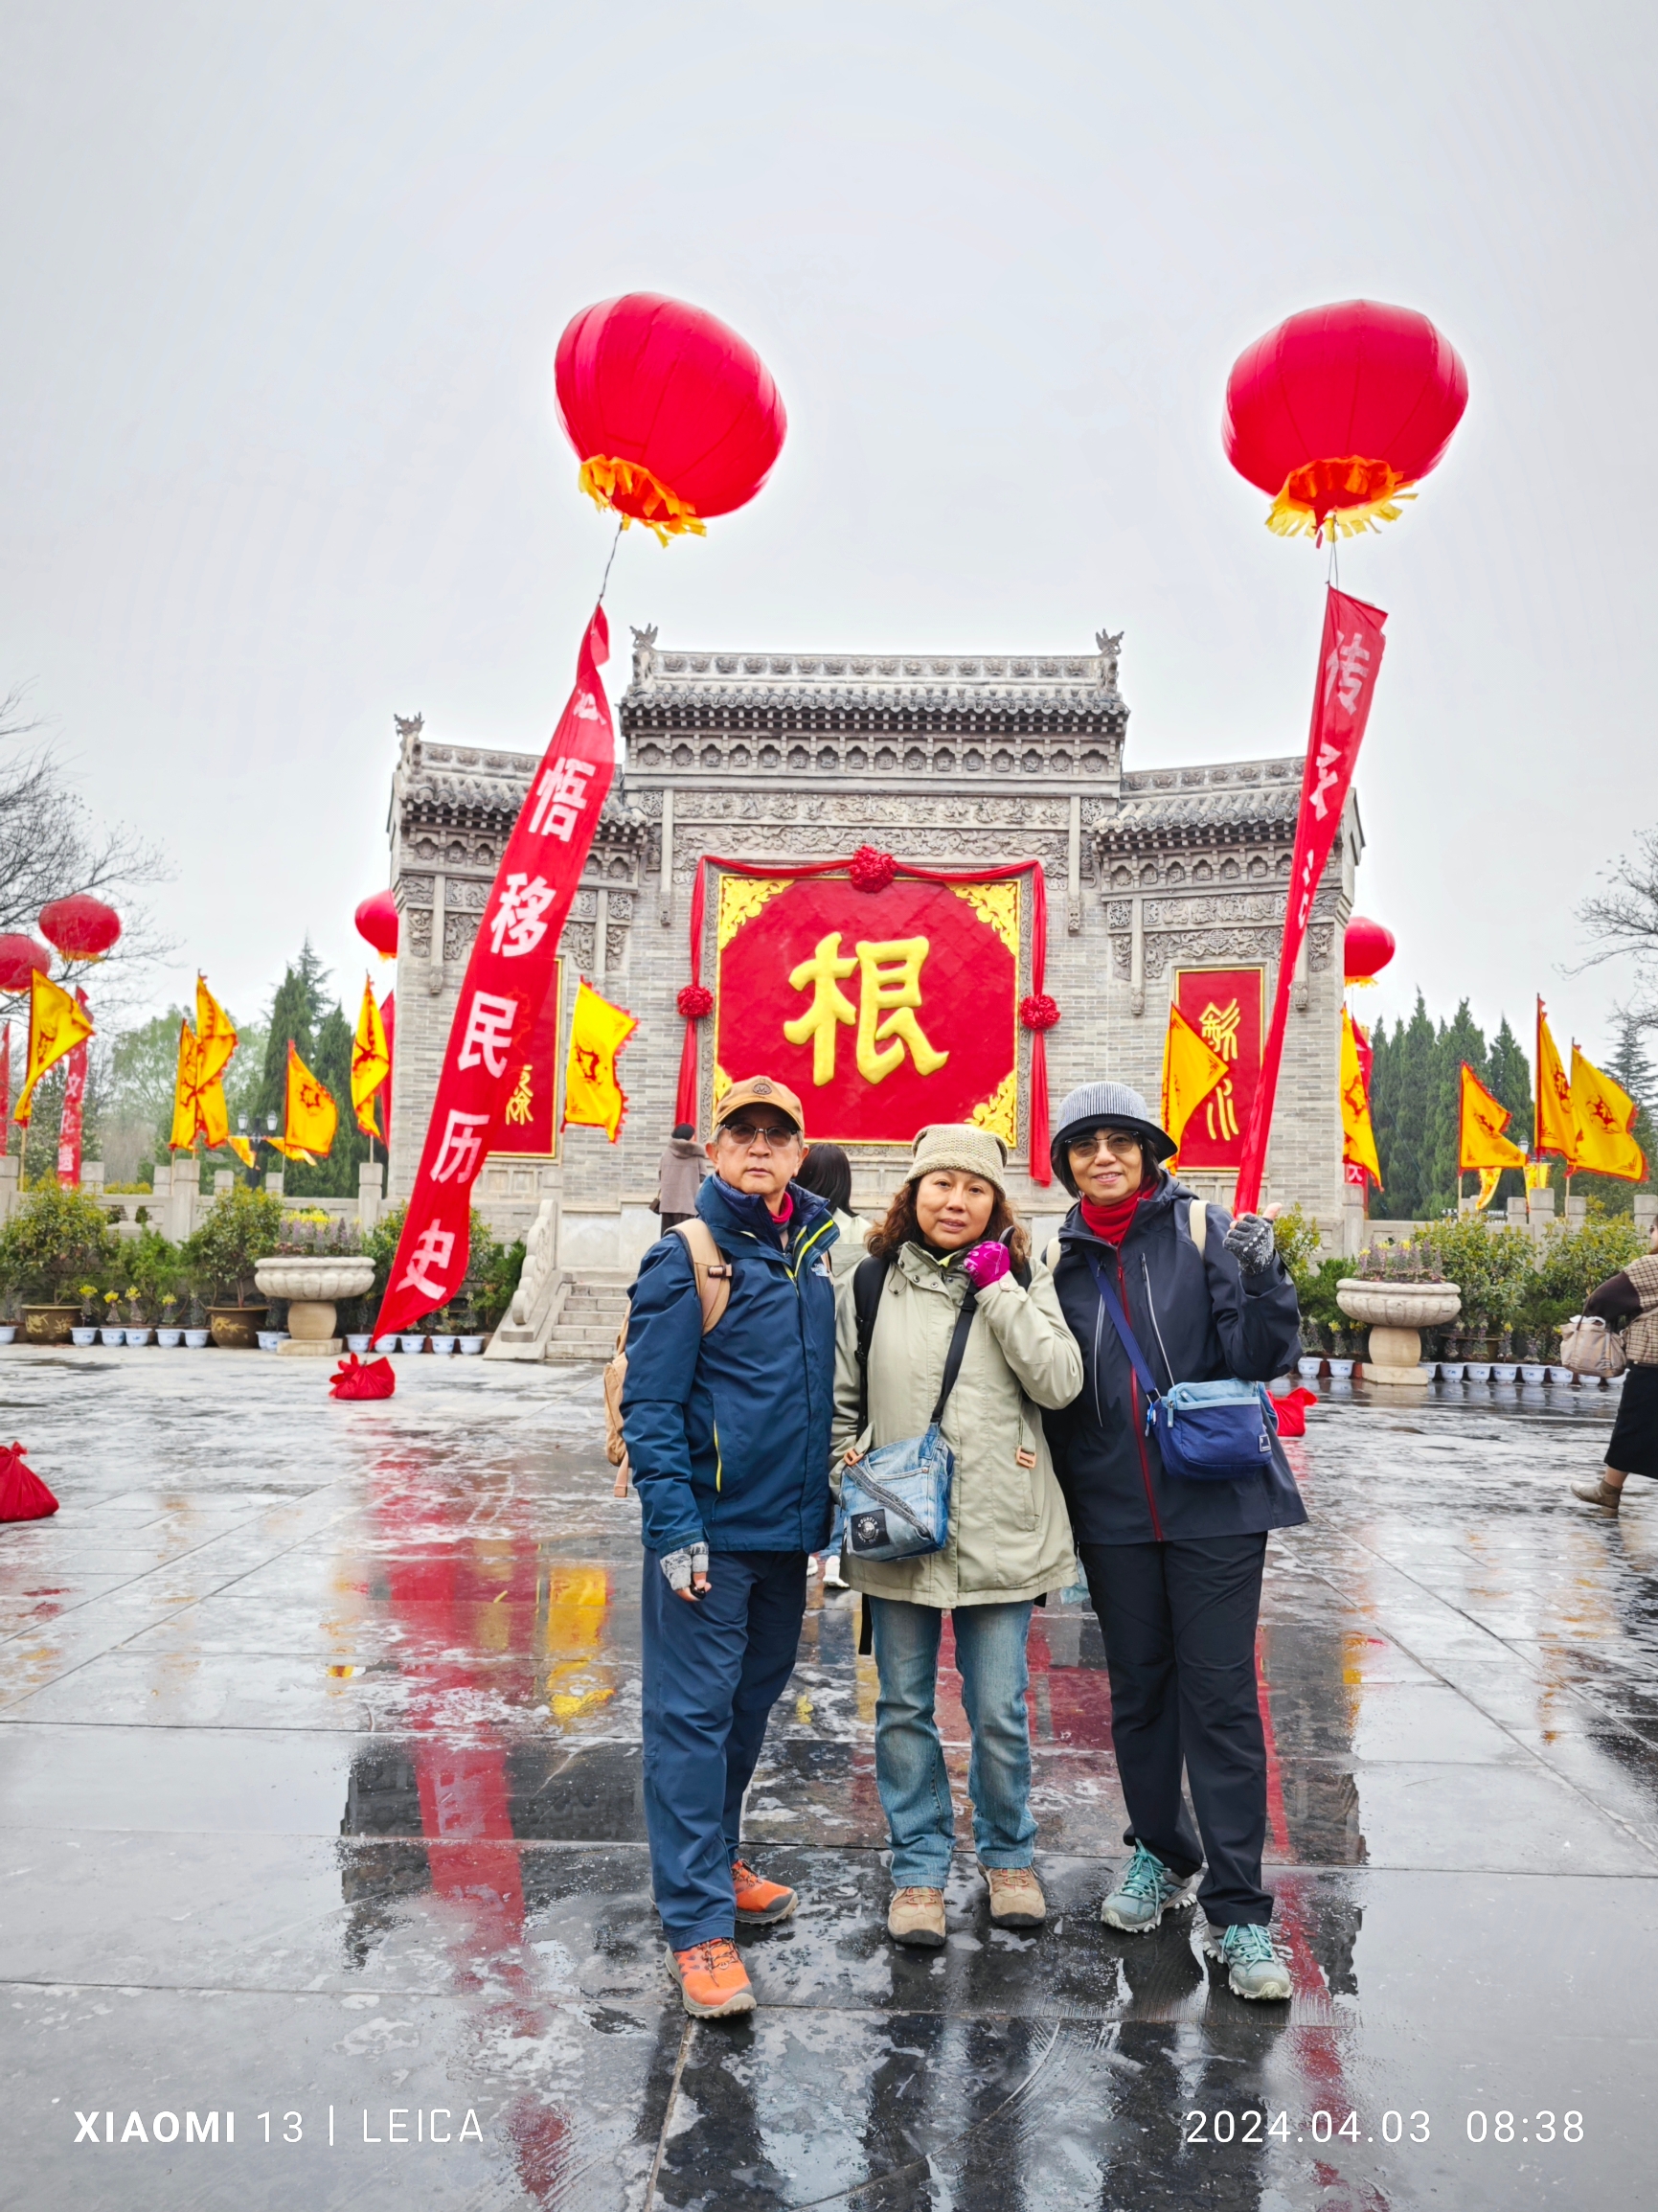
[1100,1842,1199,1933]
[1203,1921,1292,2001]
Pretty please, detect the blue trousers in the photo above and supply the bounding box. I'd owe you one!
[868,1597,1037,1890]
[1078,1534,1271,1927]
[640,1548,807,1948]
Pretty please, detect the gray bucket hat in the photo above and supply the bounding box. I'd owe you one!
[1050,1082,1177,1193]
[907,1123,1010,1195]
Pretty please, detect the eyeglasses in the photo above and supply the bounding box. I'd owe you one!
[719,1120,800,1149]
[1068,1129,1143,1160]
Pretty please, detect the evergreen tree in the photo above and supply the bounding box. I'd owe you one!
[1368,1015,1401,1212]
[1607,1013,1655,1111]
[1487,1015,1533,1207]
[255,940,331,1137]
[1374,993,1437,1218]
[282,1003,368,1197]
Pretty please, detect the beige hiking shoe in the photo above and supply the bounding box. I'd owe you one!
[887,1886,947,1948]
[1572,1475,1623,1510]
[979,1862,1046,1928]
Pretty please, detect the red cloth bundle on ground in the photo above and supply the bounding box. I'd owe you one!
[1271,1387,1319,1438]
[0,1441,58,1520]
[329,1354,396,1401]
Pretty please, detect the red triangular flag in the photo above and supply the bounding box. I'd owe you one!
[329,1354,396,1402]
[0,1441,58,1520]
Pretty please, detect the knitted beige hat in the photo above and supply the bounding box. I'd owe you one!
[906,1123,1010,1195]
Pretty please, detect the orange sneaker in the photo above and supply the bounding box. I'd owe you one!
[667,1937,756,2018]
[731,1859,799,1926]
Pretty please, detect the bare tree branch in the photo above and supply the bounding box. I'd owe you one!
[1574,826,1658,975]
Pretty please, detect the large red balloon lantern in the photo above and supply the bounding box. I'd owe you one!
[555,293,786,542]
[1224,300,1468,539]
[38,896,121,961]
[1344,915,1397,987]
[355,889,399,961]
[0,935,50,992]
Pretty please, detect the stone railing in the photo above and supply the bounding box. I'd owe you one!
[0,1157,388,1244]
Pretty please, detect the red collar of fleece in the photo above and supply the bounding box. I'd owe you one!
[1079,1185,1156,1245]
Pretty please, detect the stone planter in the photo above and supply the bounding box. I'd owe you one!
[252,1258,375,1357]
[209,1305,268,1350]
[23,1305,79,1345]
[1336,1280,1463,1389]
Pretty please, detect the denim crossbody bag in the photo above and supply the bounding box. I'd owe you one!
[1086,1250,1275,1483]
[841,1286,977,1562]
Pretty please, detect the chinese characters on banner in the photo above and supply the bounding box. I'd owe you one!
[714,874,1020,1142]
[374,609,615,1338]
[1233,586,1388,1213]
[487,966,565,1159]
[1170,969,1265,1170]
[56,988,90,1187]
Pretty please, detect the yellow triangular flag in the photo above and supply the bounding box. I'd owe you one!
[1535,999,1575,1165]
[1160,1002,1230,1165]
[14,970,95,1127]
[194,976,238,1090]
[1571,1046,1647,1183]
[562,981,638,1144]
[1459,1062,1528,1174]
[227,1135,258,1170]
[351,978,391,1140]
[1340,1010,1383,1187]
[284,1041,337,1159]
[170,1018,203,1151]
[1473,1167,1504,1210]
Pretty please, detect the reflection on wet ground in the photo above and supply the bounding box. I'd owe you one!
[2,1350,1656,2206]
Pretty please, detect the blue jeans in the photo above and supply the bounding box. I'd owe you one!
[640,1548,808,1948]
[868,1596,1037,1889]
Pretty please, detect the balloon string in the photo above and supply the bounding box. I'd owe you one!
[597,519,624,604]
[1328,530,1340,591]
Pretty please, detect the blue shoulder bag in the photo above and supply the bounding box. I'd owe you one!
[1086,1248,1276,1484]
[840,1271,978,1562]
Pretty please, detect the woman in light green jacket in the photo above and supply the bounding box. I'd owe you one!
[831,1125,1082,1949]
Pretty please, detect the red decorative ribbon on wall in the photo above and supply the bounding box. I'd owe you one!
[673,848,1055,1185]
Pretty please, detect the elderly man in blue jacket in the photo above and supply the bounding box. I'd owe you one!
[622,1075,838,2019]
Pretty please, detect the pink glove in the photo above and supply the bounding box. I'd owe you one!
[961,1240,1011,1290]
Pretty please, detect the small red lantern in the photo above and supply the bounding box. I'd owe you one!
[355,891,399,961]
[847,846,897,894]
[0,935,51,992]
[38,896,121,961]
[676,983,714,1020]
[1224,300,1468,538]
[556,293,785,542]
[1344,915,1397,987]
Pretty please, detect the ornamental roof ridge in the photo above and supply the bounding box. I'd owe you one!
[624,681,1123,716]
[625,631,1126,701]
[1119,755,1303,791]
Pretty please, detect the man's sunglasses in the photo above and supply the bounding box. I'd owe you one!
[719,1119,801,1149]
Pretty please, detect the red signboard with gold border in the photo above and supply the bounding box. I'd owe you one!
[714,874,1019,1144]
[1170,966,1265,1171]
[488,960,565,1161]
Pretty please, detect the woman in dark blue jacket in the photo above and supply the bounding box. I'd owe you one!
[1040,1081,1305,2001]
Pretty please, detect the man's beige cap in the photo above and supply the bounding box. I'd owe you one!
[712,1075,806,1135]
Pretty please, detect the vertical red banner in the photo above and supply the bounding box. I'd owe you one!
[1170,968,1265,1170]
[57,990,89,1188]
[374,610,615,1338]
[1234,586,1387,1214]
[0,1023,9,1155]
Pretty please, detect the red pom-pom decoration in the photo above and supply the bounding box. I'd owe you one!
[848,846,897,894]
[1020,993,1061,1032]
[39,896,121,961]
[1224,299,1467,539]
[677,983,715,1020]
[556,293,785,542]
[0,1441,58,1521]
[355,890,399,960]
[329,1354,397,1401]
[0,935,51,992]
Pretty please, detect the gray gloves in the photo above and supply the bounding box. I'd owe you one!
[660,1541,710,1593]
[1223,1213,1277,1280]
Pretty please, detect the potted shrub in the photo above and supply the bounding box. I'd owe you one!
[181,1185,283,1348]
[0,1186,117,1343]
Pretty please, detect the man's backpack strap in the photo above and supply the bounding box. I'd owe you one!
[670,1217,734,1334]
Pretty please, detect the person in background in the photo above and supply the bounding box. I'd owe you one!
[622,1077,839,2020]
[796,1141,870,1589]
[655,1121,706,1229]
[1040,1082,1305,2003]
[831,1125,1082,1950]
[1571,1216,1658,1511]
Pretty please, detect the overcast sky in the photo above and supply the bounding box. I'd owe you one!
[3,0,1653,1061]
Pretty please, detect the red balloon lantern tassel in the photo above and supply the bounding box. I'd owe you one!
[1224,300,1468,540]
[1344,915,1397,989]
[556,294,786,544]
[38,896,121,961]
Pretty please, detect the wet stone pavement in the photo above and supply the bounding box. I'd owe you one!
[2,1349,1656,2209]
